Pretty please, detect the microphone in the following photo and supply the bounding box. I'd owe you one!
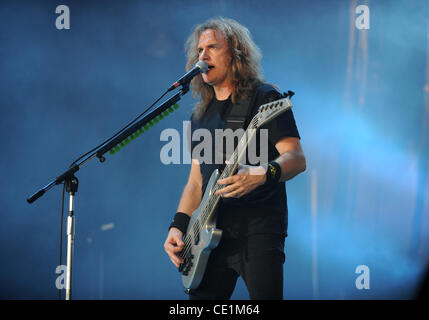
[168,61,208,92]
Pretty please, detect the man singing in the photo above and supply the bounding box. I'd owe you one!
[164,17,306,300]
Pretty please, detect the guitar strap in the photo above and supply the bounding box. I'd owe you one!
[223,83,281,131]
[223,96,253,131]
[219,83,280,169]
[223,90,254,132]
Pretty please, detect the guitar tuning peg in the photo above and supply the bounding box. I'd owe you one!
[283,91,295,99]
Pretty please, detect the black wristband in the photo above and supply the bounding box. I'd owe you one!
[265,161,282,185]
[168,212,190,234]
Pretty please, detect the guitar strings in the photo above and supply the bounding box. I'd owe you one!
[179,115,260,260]
[179,108,275,260]
[179,126,253,259]
[179,99,290,262]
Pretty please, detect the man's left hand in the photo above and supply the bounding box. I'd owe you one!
[215,163,267,198]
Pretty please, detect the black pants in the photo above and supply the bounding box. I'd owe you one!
[188,233,286,300]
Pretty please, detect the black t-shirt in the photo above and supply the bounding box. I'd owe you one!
[190,84,300,238]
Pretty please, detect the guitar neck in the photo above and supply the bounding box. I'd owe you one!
[218,126,258,180]
[191,95,293,229]
[199,122,259,224]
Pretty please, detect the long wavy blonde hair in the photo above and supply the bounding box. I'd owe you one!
[185,17,264,119]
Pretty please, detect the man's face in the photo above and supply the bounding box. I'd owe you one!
[197,29,232,88]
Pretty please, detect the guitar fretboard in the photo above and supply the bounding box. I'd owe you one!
[179,97,292,259]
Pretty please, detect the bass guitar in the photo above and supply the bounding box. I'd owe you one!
[179,92,294,294]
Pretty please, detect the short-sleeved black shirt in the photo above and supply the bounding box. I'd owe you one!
[190,84,300,238]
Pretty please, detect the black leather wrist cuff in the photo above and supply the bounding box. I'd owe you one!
[169,212,190,234]
[265,161,282,185]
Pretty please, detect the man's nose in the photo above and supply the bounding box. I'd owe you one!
[199,49,209,61]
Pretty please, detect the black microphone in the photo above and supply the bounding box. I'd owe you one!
[168,61,208,92]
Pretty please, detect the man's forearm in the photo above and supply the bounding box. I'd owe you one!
[274,150,306,182]
[176,182,203,216]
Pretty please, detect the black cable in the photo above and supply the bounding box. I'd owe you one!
[69,89,170,168]
[58,183,65,300]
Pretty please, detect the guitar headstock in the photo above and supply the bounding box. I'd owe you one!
[252,91,294,129]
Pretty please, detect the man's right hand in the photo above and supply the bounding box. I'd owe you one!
[164,227,185,268]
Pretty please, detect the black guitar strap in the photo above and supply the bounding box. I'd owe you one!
[223,91,255,132]
[219,84,272,170]
[223,83,283,131]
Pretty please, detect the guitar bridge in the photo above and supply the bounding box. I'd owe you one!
[179,254,194,276]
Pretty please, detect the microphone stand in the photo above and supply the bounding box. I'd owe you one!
[64,174,78,300]
[27,84,190,300]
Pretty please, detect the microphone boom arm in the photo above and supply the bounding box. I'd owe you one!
[27,84,190,204]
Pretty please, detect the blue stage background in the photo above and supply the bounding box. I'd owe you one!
[0,0,428,299]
